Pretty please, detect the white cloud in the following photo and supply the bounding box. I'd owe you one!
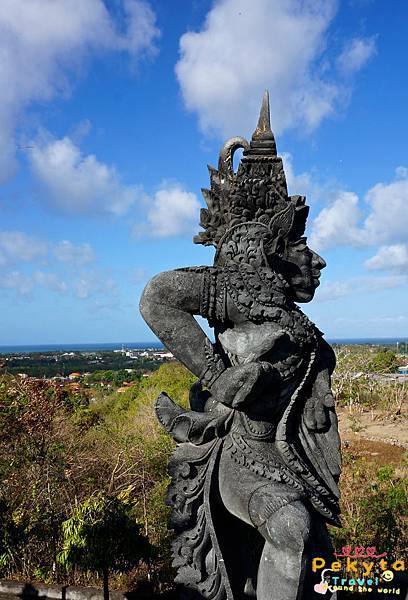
[29,135,141,215]
[317,274,407,302]
[74,270,118,300]
[120,0,160,57]
[0,267,118,302]
[176,0,356,138]
[0,271,35,297]
[337,36,377,76]
[317,279,353,302]
[309,191,362,250]
[282,153,314,198]
[33,271,68,294]
[0,270,68,298]
[0,0,159,181]
[75,278,95,300]
[0,229,98,271]
[54,240,95,266]
[309,167,408,251]
[136,182,201,238]
[0,232,117,302]
[395,166,408,179]
[281,152,338,205]
[362,169,408,244]
[0,231,48,266]
[365,244,408,272]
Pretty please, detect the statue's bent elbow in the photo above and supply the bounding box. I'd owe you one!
[139,272,171,326]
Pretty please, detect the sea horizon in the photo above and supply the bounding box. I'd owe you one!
[0,337,408,354]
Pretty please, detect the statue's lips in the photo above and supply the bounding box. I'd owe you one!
[312,270,322,287]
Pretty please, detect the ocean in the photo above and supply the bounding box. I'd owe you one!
[0,338,407,354]
[0,342,164,354]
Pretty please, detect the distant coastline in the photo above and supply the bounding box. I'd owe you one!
[0,337,408,354]
[0,342,164,354]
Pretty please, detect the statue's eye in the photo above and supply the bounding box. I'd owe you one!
[290,237,307,251]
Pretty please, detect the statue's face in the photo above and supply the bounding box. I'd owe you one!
[283,237,326,302]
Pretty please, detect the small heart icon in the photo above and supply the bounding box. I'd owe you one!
[314,581,328,594]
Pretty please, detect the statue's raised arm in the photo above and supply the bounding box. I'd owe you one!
[140,91,341,600]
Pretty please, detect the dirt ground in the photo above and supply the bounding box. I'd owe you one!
[338,407,408,450]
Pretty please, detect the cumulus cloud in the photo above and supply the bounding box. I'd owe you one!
[317,274,407,302]
[0,270,68,299]
[74,270,118,300]
[0,229,97,275]
[0,0,160,181]
[135,182,201,238]
[29,135,142,215]
[309,191,362,250]
[0,231,48,266]
[281,152,337,204]
[337,36,377,76]
[365,244,408,273]
[281,153,314,198]
[309,167,408,251]
[120,0,160,57]
[175,0,372,137]
[362,168,408,244]
[0,271,36,298]
[0,230,116,302]
[33,271,69,294]
[0,267,118,302]
[54,240,95,266]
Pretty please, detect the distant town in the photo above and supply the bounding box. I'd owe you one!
[0,345,175,381]
[1,342,407,384]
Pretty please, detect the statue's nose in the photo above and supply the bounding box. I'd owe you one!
[312,252,326,270]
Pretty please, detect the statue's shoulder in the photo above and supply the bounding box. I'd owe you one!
[316,335,336,372]
[175,265,225,323]
[175,265,218,274]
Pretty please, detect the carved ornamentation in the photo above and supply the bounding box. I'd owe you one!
[140,91,341,599]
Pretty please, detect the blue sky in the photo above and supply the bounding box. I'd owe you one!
[0,0,407,344]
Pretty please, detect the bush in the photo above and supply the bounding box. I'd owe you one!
[368,349,399,374]
[1,360,406,594]
[331,454,407,560]
[59,492,150,599]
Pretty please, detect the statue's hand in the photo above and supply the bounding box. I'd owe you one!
[304,392,334,431]
[210,362,273,409]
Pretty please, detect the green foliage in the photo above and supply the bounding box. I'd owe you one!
[368,349,399,374]
[58,492,150,575]
[333,345,407,412]
[0,376,80,579]
[0,499,26,574]
[4,350,162,379]
[331,458,408,559]
[1,358,405,593]
[70,406,100,430]
[84,369,141,388]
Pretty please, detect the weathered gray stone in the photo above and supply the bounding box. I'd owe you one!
[140,91,341,600]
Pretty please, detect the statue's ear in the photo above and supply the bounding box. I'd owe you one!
[264,235,285,258]
[268,203,295,240]
[263,203,295,259]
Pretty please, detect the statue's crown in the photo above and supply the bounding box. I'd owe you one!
[194,91,309,250]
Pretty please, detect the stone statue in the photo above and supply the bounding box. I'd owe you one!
[140,91,341,600]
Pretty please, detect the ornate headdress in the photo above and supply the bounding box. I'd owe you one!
[194,91,309,264]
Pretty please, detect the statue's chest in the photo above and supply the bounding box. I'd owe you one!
[216,319,309,381]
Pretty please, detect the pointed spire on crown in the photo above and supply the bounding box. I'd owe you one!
[252,90,273,140]
[243,90,277,158]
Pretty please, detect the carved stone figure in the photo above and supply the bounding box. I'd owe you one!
[140,91,341,600]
